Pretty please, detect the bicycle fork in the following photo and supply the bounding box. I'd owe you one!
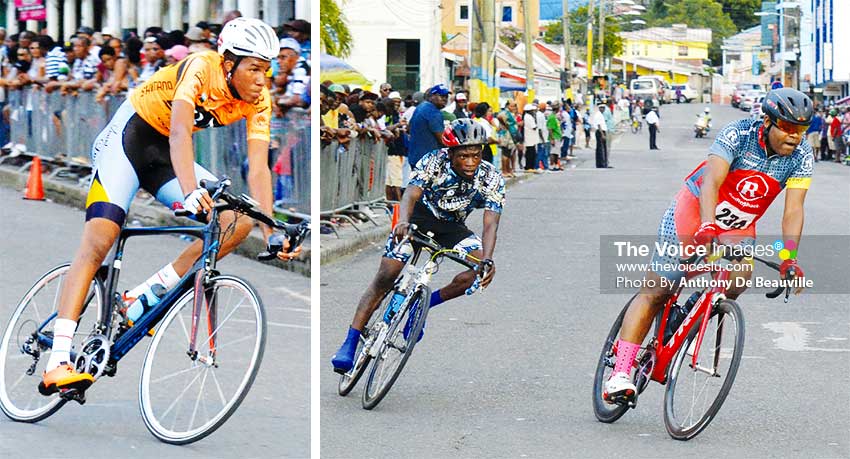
[187,270,219,367]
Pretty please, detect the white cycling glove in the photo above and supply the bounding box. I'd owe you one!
[183,188,210,215]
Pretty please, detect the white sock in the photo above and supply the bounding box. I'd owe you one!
[126,263,181,299]
[46,318,77,371]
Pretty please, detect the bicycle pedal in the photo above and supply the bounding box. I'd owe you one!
[59,388,87,405]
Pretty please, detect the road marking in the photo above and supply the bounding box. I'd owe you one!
[762,322,850,352]
[230,319,309,330]
[270,286,311,304]
[269,306,311,313]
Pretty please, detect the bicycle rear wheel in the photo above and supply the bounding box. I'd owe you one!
[139,275,266,444]
[663,299,744,440]
[592,297,633,423]
[0,263,103,422]
[362,286,430,410]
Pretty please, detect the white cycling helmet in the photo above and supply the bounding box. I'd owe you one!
[704,107,710,113]
[217,17,278,62]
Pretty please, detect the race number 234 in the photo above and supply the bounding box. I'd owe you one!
[715,201,756,230]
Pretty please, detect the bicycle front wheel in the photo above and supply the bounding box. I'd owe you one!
[592,297,633,423]
[663,299,745,440]
[139,275,266,444]
[362,286,430,410]
[338,311,381,397]
[0,263,103,422]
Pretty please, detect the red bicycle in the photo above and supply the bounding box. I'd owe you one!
[592,252,797,440]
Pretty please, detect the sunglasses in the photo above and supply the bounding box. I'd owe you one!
[773,118,809,136]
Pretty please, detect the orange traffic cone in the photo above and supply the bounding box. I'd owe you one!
[23,157,45,200]
[391,203,399,229]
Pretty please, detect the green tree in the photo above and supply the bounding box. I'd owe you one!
[499,26,523,48]
[540,6,623,63]
[320,0,353,58]
[719,0,762,31]
[643,0,737,65]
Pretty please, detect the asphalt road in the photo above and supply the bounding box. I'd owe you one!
[0,187,311,458]
[320,102,850,458]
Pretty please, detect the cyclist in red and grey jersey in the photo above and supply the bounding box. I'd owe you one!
[604,88,814,403]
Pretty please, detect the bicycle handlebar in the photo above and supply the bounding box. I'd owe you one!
[682,249,797,301]
[406,225,480,271]
[174,177,310,260]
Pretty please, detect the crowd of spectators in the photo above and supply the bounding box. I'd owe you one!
[0,14,312,148]
[319,81,595,201]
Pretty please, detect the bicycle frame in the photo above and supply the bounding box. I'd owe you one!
[648,267,731,384]
[33,212,226,367]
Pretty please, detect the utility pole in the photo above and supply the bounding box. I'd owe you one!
[598,0,605,75]
[562,0,571,92]
[482,0,495,94]
[587,0,594,81]
[522,0,534,97]
[470,0,482,86]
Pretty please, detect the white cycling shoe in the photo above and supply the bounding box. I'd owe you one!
[603,372,637,404]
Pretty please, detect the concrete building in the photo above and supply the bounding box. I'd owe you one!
[341,0,443,93]
[620,24,712,65]
[721,26,770,86]
[440,0,538,40]
[3,0,310,42]
[807,0,849,103]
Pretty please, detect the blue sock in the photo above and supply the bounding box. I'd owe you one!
[344,326,361,345]
[429,290,444,309]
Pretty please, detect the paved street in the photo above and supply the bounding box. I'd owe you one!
[0,188,311,458]
[321,102,850,457]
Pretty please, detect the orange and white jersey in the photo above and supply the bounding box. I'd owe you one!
[129,51,271,142]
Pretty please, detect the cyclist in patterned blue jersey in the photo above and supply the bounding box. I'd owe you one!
[604,88,815,404]
[331,118,506,373]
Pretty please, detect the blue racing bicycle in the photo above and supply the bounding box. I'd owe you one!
[0,177,308,444]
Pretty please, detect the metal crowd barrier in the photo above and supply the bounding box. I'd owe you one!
[319,136,390,235]
[4,87,309,217]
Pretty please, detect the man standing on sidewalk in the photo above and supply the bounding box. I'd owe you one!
[408,84,449,167]
[646,107,660,150]
[591,104,610,168]
[806,109,823,162]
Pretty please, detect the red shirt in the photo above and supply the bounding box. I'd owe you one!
[829,116,842,138]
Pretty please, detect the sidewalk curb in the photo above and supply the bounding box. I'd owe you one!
[319,171,539,266]
[0,166,310,276]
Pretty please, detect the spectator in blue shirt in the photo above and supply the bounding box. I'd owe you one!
[806,109,823,162]
[407,83,449,167]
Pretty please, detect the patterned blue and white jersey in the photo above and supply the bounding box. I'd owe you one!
[409,149,505,223]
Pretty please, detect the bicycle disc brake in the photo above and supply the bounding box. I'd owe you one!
[74,334,110,380]
[633,348,656,395]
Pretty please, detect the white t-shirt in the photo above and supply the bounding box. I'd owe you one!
[591,111,607,131]
[535,111,548,144]
[646,110,659,125]
[523,112,540,145]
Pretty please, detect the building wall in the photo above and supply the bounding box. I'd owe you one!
[345,0,443,91]
[440,0,537,39]
[622,38,708,62]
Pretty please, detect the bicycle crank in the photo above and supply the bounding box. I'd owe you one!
[74,334,110,380]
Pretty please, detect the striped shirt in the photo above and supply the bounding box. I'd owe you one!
[45,46,69,80]
[71,47,100,81]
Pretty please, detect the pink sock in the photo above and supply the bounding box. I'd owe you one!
[612,339,641,376]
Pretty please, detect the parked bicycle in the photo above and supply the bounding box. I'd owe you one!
[592,251,798,440]
[0,177,309,444]
[337,225,491,410]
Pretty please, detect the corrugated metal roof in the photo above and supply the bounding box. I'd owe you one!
[621,26,712,44]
